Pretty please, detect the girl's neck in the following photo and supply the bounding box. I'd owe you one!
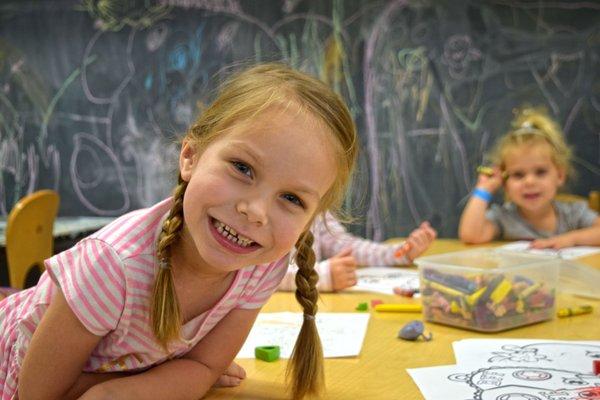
[171,227,231,281]
[517,201,557,230]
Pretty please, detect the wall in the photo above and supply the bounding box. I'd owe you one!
[1,0,598,238]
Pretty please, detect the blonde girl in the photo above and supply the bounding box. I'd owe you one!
[459,107,600,248]
[0,63,358,400]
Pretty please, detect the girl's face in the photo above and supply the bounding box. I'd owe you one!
[177,105,338,274]
[503,143,566,213]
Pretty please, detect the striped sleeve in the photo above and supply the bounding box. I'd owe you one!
[237,256,289,309]
[44,238,127,336]
[316,213,404,266]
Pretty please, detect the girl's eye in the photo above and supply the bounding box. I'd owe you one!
[232,161,253,178]
[535,168,548,176]
[510,172,524,179]
[282,193,304,208]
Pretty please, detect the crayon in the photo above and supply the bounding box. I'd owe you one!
[557,305,593,318]
[477,166,494,176]
[374,303,422,313]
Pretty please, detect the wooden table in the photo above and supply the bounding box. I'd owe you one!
[207,240,600,400]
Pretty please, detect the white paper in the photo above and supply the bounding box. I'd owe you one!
[409,361,600,400]
[498,240,600,260]
[407,364,475,400]
[453,338,600,373]
[349,266,419,295]
[237,312,370,359]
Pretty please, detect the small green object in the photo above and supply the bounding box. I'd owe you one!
[356,302,368,311]
[255,345,280,362]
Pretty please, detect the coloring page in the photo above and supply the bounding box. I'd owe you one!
[350,266,419,295]
[453,339,600,373]
[409,364,600,400]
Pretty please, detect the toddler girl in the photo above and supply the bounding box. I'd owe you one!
[459,107,599,248]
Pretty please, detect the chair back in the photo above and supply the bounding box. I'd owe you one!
[556,191,600,213]
[6,190,59,289]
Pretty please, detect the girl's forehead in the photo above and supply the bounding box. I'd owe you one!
[504,141,553,159]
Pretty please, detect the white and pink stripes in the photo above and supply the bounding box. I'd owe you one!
[0,197,288,398]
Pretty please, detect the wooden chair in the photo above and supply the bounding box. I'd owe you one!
[589,190,600,213]
[5,190,59,290]
[555,190,600,213]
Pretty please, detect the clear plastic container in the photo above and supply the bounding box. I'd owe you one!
[559,261,600,299]
[415,249,558,332]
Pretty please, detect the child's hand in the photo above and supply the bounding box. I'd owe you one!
[476,166,503,193]
[329,247,358,291]
[530,234,575,250]
[212,361,246,387]
[403,222,437,263]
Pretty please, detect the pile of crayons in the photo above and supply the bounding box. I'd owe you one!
[420,268,555,332]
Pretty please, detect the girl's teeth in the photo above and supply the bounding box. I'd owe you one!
[214,219,253,247]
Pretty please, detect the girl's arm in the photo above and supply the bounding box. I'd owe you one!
[458,195,498,243]
[279,259,333,291]
[458,170,502,244]
[531,218,600,249]
[18,290,105,400]
[79,307,260,400]
[317,214,403,266]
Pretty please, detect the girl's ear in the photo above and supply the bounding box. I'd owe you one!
[179,139,197,182]
[557,167,566,187]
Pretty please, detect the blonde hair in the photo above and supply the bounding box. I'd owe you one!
[150,63,358,399]
[489,106,573,178]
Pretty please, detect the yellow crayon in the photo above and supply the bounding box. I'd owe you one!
[557,305,593,318]
[374,303,423,313]
[477,166,494,176]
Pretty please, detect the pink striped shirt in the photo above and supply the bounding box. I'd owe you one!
[0,198,287,399]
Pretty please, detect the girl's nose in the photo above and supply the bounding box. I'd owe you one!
[236,197,268,226]
[524,173,536,184]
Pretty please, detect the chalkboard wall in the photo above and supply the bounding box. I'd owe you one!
[1,0,599,239]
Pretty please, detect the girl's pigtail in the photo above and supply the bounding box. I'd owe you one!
[287,230,324,400]
[151,175,188,350]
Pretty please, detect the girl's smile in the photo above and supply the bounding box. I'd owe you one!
[208,216,261,254]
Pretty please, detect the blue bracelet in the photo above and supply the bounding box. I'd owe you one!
[472,188,492,202]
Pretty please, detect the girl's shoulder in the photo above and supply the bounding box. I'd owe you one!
[91,198,173,260]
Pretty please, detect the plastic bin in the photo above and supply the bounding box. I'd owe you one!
[415,249,558,332]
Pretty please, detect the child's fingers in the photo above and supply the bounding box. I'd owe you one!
[409,232,427,249]
[530,239,551,249]
[338,256,357,269]
[394,242,411,259]
[213,374,243,388]
[335,247,353,258]
[225,361,246,379]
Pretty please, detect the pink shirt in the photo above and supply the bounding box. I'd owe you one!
[279,213,407,291]
[0,198,287,399]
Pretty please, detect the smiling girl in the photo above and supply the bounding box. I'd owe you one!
[459,107,600,248]
[0,63,357,400]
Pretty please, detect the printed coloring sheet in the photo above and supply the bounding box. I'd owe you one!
[498,241,600,260]
[408,339,600,400]
[350,266,419,295]
[453,339,600,373]
[408,363,600,400]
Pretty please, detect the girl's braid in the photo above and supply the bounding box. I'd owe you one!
[151,175,188,349]
[287,230,324,399]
